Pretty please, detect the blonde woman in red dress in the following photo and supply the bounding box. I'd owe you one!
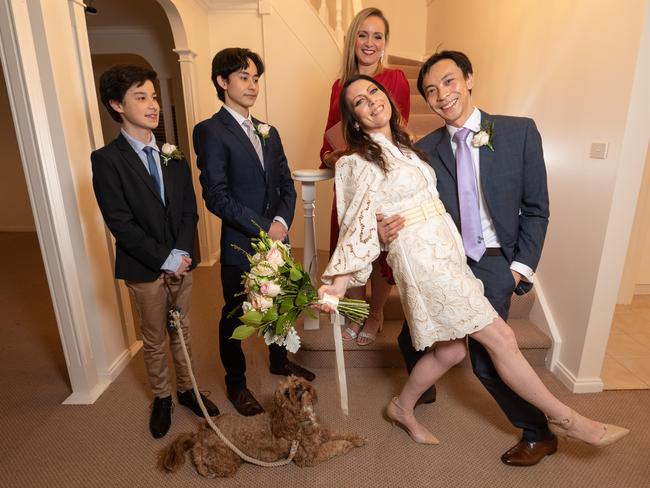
[320,7,410,346]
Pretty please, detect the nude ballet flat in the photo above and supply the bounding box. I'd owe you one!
[548,409,630,448]
[385,397,439,445]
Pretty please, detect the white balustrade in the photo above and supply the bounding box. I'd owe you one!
[334,0,344,46]
[292,168,334,330]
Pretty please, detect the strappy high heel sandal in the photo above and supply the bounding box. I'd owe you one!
[356,312,384,346]
[385,397,439,445]
[548,409,629,448]
[341,321,362,341]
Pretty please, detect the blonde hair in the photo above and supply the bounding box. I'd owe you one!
[340,8,390,85]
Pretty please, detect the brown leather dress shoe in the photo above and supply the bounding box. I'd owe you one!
[227,387,264,416]
[269,360,316,381]
[501,435,558,466]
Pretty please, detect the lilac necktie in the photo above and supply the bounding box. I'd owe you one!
[453,128,486,261]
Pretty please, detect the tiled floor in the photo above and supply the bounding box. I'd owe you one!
[601,294,650,390]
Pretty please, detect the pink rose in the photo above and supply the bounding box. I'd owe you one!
[260,281,281,298]
[266,247,285,267]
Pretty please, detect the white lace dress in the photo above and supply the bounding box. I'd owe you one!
[322,133,497,351]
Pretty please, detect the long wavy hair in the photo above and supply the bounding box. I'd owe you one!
[341,8,389,85]
[339,75,427,173]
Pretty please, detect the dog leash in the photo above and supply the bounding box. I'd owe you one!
[164,275,300,467]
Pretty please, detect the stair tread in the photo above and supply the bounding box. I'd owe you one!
[298,316,551,352]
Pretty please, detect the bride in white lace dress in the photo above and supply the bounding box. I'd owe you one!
[317,74,628,448]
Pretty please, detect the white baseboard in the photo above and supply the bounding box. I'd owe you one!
[550,360,604,393]
[62,341,143,405]
[528,279,562,370]
[62,380,111,405]
[99,340,143,382]
[634,284,650,294]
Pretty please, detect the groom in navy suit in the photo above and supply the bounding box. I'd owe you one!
[193,48,314,416]
[379,51,554,466]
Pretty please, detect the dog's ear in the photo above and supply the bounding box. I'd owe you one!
[302,380,317,404]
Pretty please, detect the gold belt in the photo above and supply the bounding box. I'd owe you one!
[401,198,446,227]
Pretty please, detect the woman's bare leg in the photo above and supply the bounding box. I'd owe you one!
[357,261,392,344]
[391,340,466,437]
[471,318,608,443]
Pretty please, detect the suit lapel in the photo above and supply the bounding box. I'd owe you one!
[116,135,164,205]
[160,156,172,207]
[436,130,457,182]
[218,108,266,179]
[254,117,272,180]
[478,111,495,200]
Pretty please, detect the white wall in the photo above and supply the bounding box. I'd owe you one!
[205,0,341,250]
[362,0,427,60]
[0,70,34,231]
[426,0,650,388]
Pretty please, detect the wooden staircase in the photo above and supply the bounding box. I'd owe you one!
[292,250,552,369]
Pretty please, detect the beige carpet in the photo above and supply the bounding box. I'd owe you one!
[1,232,649,488]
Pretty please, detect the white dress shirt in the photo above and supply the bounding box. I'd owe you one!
[446,108,534,283]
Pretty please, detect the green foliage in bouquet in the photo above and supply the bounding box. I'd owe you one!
[230,225,369,353]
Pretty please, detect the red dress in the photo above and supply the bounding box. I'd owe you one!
[319,68,411,282]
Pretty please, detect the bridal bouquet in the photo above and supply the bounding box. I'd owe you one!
[230,228,369,353]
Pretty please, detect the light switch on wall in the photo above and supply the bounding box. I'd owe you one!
[590,142,609,159]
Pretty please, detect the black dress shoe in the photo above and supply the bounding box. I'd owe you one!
[177,389,220,418]
[501,435,558,466]
[270,360,316,381]
[149,395,172,439]
[227,387,265,416]
[415,385,437,407]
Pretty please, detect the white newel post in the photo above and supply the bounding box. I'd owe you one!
[292,169,333,330]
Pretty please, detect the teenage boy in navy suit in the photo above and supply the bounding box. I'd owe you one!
[92,65,219,439]
[193,48,314,416]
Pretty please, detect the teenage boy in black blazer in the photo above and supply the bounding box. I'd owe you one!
[193,48,314,416]
[92,65,219,439]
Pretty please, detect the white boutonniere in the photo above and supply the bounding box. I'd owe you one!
[471,121,495,152]
[255,123,271,146]
[160,142,183,166]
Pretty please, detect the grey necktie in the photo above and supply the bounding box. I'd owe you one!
[242,119,264,167]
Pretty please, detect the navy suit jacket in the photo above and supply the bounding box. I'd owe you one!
[91,134,198,281]
[416,111,549,293]
[193,107,297,266]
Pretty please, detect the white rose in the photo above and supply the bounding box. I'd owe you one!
[266,247,285,267]
[250,292,273,311]
[161,142,176,155]
[260,281,282,298]
[257,123,271,137]
[471,131,490,147]
[285,327,301,353]
[251,261,276,277]
[242,301,252,313]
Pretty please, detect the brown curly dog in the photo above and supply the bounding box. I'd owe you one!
[159,375,366,478]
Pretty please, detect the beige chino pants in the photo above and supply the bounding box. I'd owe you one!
[126,273,194,397]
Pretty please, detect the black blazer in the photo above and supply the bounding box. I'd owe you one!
[91,134,198,281]
[417,111,550,292]
[193,107,297,266]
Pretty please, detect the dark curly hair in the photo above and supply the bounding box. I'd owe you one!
[339,74,427,172]
[99,64,158,123]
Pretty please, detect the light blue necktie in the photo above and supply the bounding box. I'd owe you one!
[454,128,486,261]
[142,146,163,200]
